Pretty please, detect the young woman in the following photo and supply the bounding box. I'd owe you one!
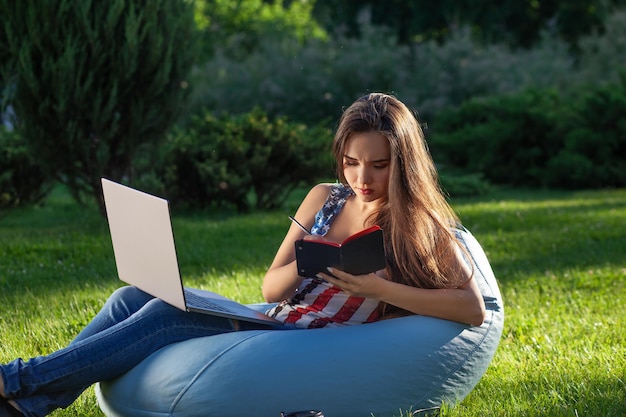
[0,93,485,417]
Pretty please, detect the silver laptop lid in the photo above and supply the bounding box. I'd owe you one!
[101,178,187,311]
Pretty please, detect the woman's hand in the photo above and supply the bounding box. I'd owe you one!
[317,267,389,299]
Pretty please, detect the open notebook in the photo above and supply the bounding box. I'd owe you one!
[101,178,282,327]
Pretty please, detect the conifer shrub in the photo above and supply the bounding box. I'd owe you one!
[0,128,49,214]
[158,109,332,212]
[0,0,197,210]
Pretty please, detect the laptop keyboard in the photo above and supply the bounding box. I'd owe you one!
[184,290,236,313]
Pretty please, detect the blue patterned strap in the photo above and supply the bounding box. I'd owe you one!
[310,184,354,236]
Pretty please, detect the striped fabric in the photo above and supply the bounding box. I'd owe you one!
[267,183,381,329]
[268,278,380,328]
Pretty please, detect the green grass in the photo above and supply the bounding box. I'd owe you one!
[1,186,624,416]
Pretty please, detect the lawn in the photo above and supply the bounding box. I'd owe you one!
[1,186,624,416]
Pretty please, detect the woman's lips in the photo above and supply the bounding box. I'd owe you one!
[357,188,373,195]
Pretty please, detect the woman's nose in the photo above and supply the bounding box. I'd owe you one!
[357,167,372,184]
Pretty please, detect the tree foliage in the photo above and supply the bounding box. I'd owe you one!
[313,0,626,49]
[0,0,198,210]
[189,18,575,126]
[193,0,326,61]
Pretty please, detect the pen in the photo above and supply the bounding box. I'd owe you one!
[288,216,312,235]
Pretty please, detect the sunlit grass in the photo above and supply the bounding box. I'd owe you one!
[444,189,625,417]
[1,186,624,416]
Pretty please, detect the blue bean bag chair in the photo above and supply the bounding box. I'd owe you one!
[96,227,503,417]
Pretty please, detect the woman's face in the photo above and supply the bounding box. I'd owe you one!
[342,131,391,203]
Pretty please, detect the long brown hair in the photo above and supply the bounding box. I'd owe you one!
[333,93,469,317]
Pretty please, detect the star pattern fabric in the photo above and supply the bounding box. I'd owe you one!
[310,183,354,236]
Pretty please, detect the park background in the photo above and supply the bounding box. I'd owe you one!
[1,1,625,416]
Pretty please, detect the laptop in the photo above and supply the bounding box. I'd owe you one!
[101,178,283,327]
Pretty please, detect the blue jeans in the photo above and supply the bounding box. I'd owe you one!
[0,286,273,417]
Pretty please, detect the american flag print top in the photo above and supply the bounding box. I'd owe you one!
[267,183,382,328]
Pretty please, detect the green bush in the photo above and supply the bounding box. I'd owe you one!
[159,109,332,211]
[0,128,49,214]
[438,171,491,198]
[545,79,626,188]
[430,81,626,190]
[429,89,563,187]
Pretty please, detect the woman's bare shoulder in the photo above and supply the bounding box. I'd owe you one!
[295,183,334,216]
[305,183,335,201]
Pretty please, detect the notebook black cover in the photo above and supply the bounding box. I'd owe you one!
[294,226,386,277]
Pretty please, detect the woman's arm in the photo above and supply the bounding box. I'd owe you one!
[319,243,487,326]
[261,184,331,303]
[376,275,485,326]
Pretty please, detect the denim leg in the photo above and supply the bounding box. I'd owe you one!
[69,286,154,345]
[0,287,241,417]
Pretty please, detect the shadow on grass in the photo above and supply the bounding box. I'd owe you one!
[455,191,626,283]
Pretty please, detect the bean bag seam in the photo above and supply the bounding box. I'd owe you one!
[459,230,499,300]
[169,331,272,413]
[471,255,499,302]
